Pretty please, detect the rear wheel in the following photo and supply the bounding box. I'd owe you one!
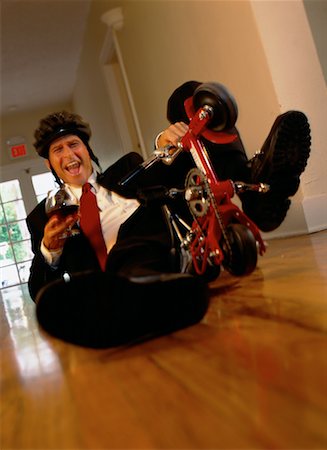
[222,224,258,276]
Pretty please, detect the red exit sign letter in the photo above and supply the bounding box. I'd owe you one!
[11,144,27,158]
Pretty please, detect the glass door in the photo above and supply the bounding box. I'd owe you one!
[0,161,57,294]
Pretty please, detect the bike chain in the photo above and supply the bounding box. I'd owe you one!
[185,168,233,263]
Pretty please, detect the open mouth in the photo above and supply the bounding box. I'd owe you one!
[65,161,81,176]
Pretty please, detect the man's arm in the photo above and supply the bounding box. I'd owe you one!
[26,201,74,301]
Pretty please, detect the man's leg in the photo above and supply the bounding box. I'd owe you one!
[35,270,209,348]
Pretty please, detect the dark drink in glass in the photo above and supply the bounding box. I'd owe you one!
[45,184,80,237]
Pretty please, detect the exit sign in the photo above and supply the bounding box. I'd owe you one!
[11,143,27,158]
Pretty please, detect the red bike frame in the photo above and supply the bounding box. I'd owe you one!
[179,99,266,275]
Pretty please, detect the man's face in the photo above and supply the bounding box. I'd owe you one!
[47,134,93,187]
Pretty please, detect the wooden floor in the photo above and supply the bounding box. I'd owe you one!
[1,230,327,449]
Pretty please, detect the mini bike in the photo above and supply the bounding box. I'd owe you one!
[121,82,268,281]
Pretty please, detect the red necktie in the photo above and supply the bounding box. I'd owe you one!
[79,183,107,271]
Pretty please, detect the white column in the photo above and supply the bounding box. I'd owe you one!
[100,7,147,159]
[251,0,327,234]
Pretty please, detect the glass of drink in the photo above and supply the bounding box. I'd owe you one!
[45,184,80,238]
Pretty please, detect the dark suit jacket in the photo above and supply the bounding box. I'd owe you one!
[27,130,250,301]
[26,152,192,300]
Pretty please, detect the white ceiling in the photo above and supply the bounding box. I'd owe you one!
[1,0,92,116]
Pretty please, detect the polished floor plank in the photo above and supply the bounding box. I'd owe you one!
[1,230,327,449]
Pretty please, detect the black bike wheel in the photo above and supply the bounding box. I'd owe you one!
[222,224,258,276]
[193,82,238,131]
[193,259,221,283]
[181,250,221,283]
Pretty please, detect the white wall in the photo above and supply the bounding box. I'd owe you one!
[116,0,281,156]
[2,0,326,236]
[0,102,72,167]
[304,0,327,83]
[75,0,326,236]
[72,0,281,163]
[72,0,123,170]
[251,0,327,236]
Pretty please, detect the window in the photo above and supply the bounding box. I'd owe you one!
[0,179,33,288]
[0,171,58,290]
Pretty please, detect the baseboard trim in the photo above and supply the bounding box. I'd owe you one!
[261,193,327,240]
[302,193,327,233]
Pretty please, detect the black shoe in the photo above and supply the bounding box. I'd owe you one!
[35,271,209,348]
[242,110,311,232]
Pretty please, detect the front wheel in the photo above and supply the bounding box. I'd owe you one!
[222,224,258,276]
[181,250,221,283]
[193,82,238,131]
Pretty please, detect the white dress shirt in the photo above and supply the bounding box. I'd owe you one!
[41,170,140,268]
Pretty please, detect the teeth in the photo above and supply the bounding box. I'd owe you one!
[66,161,79,170]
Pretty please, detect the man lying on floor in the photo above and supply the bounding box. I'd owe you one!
[26,82,311,347]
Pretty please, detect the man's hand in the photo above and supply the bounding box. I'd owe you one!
[157,122,189,149]
[43,213,78,251]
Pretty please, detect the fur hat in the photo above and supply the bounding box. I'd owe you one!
[34,110,91,158]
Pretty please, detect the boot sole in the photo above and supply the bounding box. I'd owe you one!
[253,111,311,196]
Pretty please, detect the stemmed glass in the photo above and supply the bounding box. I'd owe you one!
[45,184,80,238]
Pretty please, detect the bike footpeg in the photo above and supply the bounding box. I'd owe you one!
[234,181,270,194]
